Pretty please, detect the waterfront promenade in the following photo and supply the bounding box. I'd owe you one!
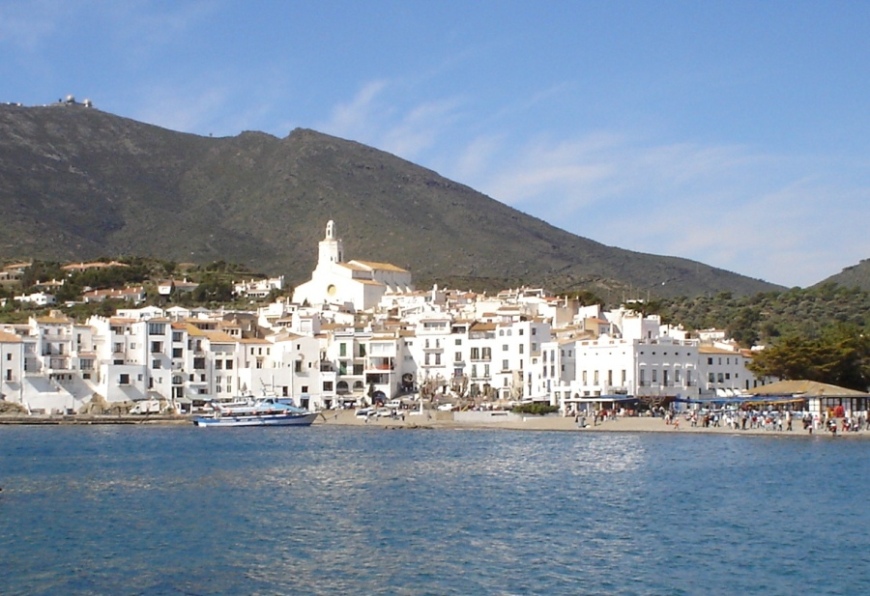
[316,408,870,437]
[1,408,866,437]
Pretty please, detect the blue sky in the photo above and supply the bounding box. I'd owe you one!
[1,0,868,288]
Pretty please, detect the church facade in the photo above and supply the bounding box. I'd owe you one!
[292,221,413,312]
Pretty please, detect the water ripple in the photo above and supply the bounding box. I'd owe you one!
[1,426,868,594]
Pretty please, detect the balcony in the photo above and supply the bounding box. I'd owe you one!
[46,357,71,372]
[366,357,394,372]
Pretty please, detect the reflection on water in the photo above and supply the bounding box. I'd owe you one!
[1,426,869,595]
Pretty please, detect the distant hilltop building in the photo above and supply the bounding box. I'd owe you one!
[53,95,93,108]
[292,220,413,312]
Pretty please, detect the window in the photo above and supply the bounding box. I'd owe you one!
[707,357,713,365]
[6,353,10,361]
[708,372,715,383]
[215,360,222,369]
[519,344,524,354]
[172,331,182,342]
[532,328,537,335]
[151,341,162,353]
[651,369,657,383]
[340,343,347,357]
[323,381,334,391]
[502,359,509,371]
[455,338,462,345]
[519,329,524,336]
[455,352,462,363]
[226,360,233,369]
[470,347,480,360]
[152,359,161,369]
[119,374,130,385]
[502,344,509,352]
[173,348,183,358]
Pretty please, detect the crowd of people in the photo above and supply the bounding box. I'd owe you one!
[661,405,869,435]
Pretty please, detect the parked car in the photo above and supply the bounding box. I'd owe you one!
[355,407,374,419]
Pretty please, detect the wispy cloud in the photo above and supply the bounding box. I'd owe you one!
[454,132,870,286]
[318,80,466,162]
[0,0,71,51]
[319,81,390,143]
[129,81,230,135]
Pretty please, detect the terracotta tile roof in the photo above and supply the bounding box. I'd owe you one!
[0,330,22,342]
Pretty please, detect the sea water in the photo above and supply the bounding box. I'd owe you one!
[1,425,868,595]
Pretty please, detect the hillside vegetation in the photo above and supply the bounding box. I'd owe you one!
[0,103,782,298]
[654,283,870,346]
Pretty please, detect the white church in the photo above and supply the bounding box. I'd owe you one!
[292,220,414,312]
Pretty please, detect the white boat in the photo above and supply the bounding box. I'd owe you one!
[193,396,318,428]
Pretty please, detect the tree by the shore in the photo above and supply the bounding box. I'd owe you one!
[747,324,870,391]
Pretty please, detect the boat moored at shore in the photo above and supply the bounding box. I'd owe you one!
[193,396,318,428]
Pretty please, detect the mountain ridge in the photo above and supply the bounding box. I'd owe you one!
[0,102,783,298]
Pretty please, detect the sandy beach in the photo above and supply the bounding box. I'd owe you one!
[314,408,870,438]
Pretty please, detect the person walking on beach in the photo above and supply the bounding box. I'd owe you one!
[786,410,793,431]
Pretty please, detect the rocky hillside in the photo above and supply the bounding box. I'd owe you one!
[815,259,870,292]
[0,102,782,298]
